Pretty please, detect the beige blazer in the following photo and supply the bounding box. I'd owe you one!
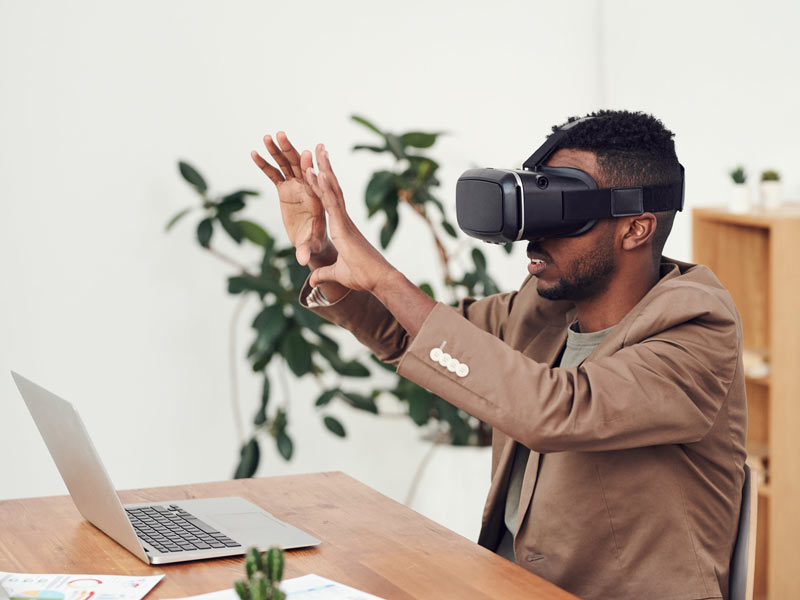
[304,258,747,600]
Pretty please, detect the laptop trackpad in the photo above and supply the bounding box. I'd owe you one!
[215,512,297,547]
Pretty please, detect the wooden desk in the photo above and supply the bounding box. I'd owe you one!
[0,472,577,599]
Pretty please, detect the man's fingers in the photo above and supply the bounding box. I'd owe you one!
[276,131,304,179]
[315,144,345,202]
[263,134,296,180]
[317,171,347,224]
[250,150,284,185]
[300,149,313,175]
[303,166,323,198]
[296,243,311,266]
[309,264,336,288]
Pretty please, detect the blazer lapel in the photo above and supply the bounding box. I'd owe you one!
[514,324,569,534]
[478,433,517,548]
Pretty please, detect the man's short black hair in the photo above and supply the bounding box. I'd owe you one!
[550,109,681,262]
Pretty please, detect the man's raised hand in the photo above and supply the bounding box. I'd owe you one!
[250,132,334,268]
[303,144,396,294]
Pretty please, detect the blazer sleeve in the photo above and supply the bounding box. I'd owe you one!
[395,287,741,453]
[298,279,517,365]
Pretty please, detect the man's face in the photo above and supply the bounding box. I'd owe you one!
[527,149,617,302]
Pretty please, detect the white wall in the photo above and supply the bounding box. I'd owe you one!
[0,0,601,535]
[601,0,800,258]
[1,0,798,540]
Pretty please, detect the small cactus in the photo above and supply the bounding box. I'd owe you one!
[730,166,746,184]
[235,547,286,600]
[761,170,780,182]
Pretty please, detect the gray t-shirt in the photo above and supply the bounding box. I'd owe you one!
[496,321,614,562]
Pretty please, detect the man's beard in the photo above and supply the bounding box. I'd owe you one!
[537,250,615,302]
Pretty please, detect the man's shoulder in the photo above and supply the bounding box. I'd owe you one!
[622,257,741,344]
[654,257,738,316]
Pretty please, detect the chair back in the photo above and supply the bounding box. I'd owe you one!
[729,462,758,600]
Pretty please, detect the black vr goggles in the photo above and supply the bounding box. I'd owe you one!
[455,117,684,243]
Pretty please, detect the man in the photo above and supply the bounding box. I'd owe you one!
[251,111,746,600]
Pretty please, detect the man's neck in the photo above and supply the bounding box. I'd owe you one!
[574,263,660,333]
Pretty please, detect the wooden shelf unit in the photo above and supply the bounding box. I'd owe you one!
[693,206,800,600]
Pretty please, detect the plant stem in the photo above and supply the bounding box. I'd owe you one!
[398,190,457,304]
[229,294,249,448]
[403,428,451,506]
[204,245,256,275]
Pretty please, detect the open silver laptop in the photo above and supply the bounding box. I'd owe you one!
[11,371,320,564]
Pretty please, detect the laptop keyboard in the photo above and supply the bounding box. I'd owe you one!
[125,504,242,554]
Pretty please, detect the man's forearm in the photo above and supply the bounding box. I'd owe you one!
[371,269,436,338]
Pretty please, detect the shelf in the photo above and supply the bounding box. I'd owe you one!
[693,205,800,228]
[694,207,800,599]
[745,373,771,387]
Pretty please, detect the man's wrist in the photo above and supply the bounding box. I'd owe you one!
[370,266,405,303]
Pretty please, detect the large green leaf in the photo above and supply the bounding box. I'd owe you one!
[419,283,435,299]
[217,197,246,214]
[401,132,439,149]
[472,247,487,271]
[233,438,260,479]
[165,207,193,232]
[315,388,339,407]
[238,220,271,247]
[407,385,433,426]
[251,349,274,372]
[179,161,207,194]
[254,376,270,426]
[323,416,346,437]
[353,144,386,153]
[365,171,397,217]
[276,431,293,460]
[351,114,385,136]
[287,261,310,293]
[247,315,289,360]
[336,361,370,377]
[441,220,457,238]
[228,274,284,297]
[340,391,378,414]
[280,328,312,376]
[384,133,406,160]
[379,216,399,249]
[293,303,326,332]
[314,338,368,377]
[218,212,243,243]
[222,189,259,203]
[196,218,213,247]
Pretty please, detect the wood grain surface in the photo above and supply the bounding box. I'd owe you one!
[0,472,577,599]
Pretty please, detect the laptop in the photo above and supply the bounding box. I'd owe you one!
[11,371,320,564]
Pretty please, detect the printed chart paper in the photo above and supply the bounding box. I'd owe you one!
[0,572,163,600]
[163,574,385,600]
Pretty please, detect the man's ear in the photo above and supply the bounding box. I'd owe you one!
[620,212,657,251]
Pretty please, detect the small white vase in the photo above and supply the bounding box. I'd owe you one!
[730,185,751,213]
[760,181,783,210]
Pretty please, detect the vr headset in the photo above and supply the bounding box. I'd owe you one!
[455,117,684,243]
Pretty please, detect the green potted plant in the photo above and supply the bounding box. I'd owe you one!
[168,117,508,535]
[729,165,749,213]
[760,169,782,210]
[235,547,285,600]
